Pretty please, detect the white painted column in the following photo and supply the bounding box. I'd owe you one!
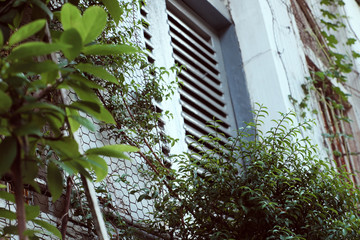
[227,0,308,129]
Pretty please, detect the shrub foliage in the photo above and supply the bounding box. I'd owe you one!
[146,106,360,240]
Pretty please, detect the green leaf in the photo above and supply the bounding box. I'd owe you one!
[65,160,92,179]
[69,114,96,132]
[138,194,152,202]
[3,225,18,235]
[15,102,65,116]
[47,162,63,202]
[0,30,3,48]
[0,119,10,136]
[68,74,104,89]
[346,38,356,46]
[14,118,44,136]
[85,144,138,159]
[25,205,40,220]
[0,137,17,177]
[9,19,46,46]
[70,100,115,124]
[82,6,107,44]
[0,191,15,203]
[32,219,62,239]
[22,160,40,190]
[43,112,64,137]
[0,184,6,189]
[0,90,12,114]
[102,0,123,25]
[75,63,118,85]
[46,137,80,159]
[13,11,23,29]
[24,229,42,238]
[30,0,54,20]
[66,107,80,133]
[61,3,82,32]
[86,155,108,182]
[5,74,30,88]
[40,70,59,85]
[60,28,82,61]
[0,208,16,220]
[9,60,59,74]
[69,100,101,114]
[82,44,139,55]
[67,81,100,104]
[8,42,67,60]
[97,106,116,124]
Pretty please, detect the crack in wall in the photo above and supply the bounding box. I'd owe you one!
[264,0,293,97]
[243,49,271,66]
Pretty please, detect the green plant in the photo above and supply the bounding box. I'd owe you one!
[0,1,139,239]
[144,105,360,240]
[288,0,359,166]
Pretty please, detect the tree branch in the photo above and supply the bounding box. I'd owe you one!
[60,176,73,239]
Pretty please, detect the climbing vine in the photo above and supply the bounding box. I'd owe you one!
[289,0,360,166]
[0,1,142,239]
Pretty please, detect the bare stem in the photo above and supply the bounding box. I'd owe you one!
[12,144,28,240]
[60,176,73,239]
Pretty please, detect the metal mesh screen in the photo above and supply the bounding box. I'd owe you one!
[1,1,159,239]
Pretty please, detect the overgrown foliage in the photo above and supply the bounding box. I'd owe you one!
[0,1,139,239]
[143,106,360,239]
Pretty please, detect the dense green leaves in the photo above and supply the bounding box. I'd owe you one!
[146,107,360,239]
[0,1,159,239]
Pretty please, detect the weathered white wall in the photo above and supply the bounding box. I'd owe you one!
[147,0,189,157]
[226,0,360,159]
[227,0,300,121]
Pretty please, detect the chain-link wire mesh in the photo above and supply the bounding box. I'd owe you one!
[0,0,162,239]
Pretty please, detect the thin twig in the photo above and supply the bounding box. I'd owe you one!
[61,176,73,239]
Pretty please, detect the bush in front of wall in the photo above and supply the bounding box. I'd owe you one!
[144,105,360,240]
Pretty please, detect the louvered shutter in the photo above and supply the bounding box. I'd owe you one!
[166,0,237,153]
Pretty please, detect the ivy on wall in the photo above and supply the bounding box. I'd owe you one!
[289,0,360,170]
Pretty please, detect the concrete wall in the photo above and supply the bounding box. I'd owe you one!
[227,0,360,163]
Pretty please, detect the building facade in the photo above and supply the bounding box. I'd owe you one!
[2,0,360,239]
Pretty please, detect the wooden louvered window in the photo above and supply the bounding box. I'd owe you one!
[166,0,237,154]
